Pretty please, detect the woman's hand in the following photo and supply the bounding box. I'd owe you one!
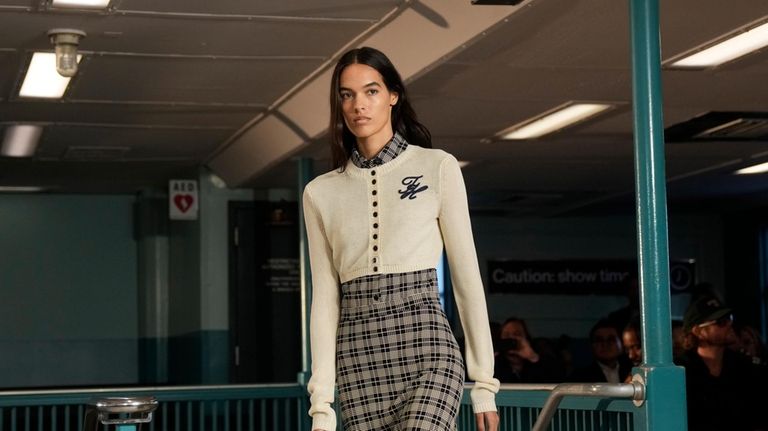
[515,337,540,363]
[475,411,500,431]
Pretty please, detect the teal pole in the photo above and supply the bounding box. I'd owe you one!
[298,157,314,384]
[629,0,687,429]
[297,157,314,431]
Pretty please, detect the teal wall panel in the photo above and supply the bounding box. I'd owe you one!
[0,194,138,386]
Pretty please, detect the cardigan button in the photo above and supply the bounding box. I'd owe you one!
[373,201,378,207]
[372,190,377,196]
[371,170,376,176]
[373,234,378,239]
[373,223,378,228]
[373,266,379,272]
[373,245,378,251]
[372,179,377,185]
[373,212,378,217]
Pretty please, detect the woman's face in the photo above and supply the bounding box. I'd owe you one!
[500,321,526,340]
[338,63,398,146]
[591,327,622,363]
[622,328,642,366]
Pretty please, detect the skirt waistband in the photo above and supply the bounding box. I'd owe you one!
[340,268,438,317]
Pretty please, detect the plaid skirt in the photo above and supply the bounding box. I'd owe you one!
[336,268,465,431]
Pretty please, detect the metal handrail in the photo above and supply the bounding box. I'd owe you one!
[531,381,645,431]
[0,382,299,398]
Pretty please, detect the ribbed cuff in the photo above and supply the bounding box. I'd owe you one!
[471,399,498,413]
[311,414,336,431]
[470,385,498,413]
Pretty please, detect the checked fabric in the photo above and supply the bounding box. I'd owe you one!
[336,268,464,430]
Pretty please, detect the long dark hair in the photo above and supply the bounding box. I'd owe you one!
[329,46,431,171]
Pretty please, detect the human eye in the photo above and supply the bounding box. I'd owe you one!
[339,91,352,100]
[366,89,379,96]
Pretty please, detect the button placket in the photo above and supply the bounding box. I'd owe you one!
[369,169,379,273]
[369,169,382,302]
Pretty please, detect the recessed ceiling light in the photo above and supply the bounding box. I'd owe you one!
[1,125,43,157]
[51,0,110,8]
[734,161,768,175]
[19,52,81,98]
[669,21,768,69]
[497,102,614,140]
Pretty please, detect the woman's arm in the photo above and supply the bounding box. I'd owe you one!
[303,187,341,431]
[437,155,501,413]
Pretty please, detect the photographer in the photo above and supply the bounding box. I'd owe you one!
[495,317,566,383]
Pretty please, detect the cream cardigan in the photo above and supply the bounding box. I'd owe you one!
[302,144,499,431]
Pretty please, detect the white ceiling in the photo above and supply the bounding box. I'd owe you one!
[2,0,768,217]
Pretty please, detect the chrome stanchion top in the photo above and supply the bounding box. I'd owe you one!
[85,396,158,427]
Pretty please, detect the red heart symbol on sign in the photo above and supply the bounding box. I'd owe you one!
[174,194,194,213]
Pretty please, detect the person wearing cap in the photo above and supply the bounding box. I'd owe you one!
[678,294,768,431]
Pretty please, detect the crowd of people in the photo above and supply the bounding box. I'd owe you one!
[487,284,768,430]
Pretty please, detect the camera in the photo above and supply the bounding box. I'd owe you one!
[498,338,519,351]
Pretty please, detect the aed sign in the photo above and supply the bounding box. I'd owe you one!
[169,180,199,220]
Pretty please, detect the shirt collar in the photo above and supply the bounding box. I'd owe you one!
[350,132,408,169]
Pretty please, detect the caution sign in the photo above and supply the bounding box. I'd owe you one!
[169,180,199,220]
[487,259,695,294]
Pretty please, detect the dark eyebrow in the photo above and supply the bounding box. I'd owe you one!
[339,82,382,92]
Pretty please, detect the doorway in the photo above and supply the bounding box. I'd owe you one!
[229,200,301,383]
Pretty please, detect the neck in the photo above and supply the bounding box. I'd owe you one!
[356,132,393,159]
[697,344,725,376]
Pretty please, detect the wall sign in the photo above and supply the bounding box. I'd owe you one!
[169,179,199,220]
[487,259,695,294]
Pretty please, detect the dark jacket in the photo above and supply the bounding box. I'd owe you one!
[495,353,565,383]
[567,357,633,383]
[678,348,768,431]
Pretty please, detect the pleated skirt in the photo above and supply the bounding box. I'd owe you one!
[336,268,465,431]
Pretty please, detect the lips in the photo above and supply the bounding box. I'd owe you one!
[352,116,371,124]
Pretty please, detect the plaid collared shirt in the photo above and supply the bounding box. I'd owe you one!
[350,133,408,169]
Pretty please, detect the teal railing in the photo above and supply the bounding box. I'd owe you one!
[458,384,640,431]
[0,384,308,431]
[1,383,643,431]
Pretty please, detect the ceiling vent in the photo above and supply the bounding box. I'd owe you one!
[666,111,768,142]
[63,146,129,161]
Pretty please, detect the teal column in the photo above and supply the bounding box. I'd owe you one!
[297,157,314,385]
[297,157,314,431]
[629,0,686,430]
[135,189,170,384]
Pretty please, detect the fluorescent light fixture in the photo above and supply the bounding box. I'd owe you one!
[458,161,471,168]
[0,186,45,193]
[51,0,110,8]
[19,52,81,98]
[1,125,43,157]
[669,21,768,68]
[499,102,614,140]
[734,161,768,175]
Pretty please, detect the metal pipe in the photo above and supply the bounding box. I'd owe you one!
[531,382,645,431]
[0,382,301,397]
[630,0,673,367]
[298,157,314,387]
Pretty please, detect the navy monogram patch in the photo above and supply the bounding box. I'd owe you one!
[398,175,428,200]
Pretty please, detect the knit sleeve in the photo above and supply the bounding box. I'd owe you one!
[302,186,341,431]
[437,154,500,413]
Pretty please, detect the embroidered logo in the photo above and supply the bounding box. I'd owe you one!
[398,175,428,200]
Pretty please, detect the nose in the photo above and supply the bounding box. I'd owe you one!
[353,96,366,113]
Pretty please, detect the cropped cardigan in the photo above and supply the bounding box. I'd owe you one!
[302,144,500,431]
